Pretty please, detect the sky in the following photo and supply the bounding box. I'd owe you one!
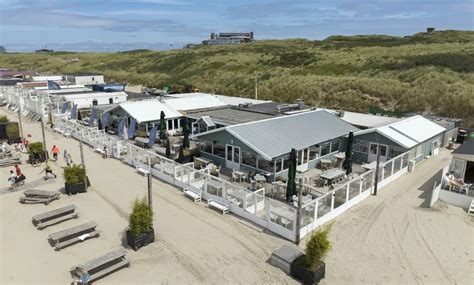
[0,0,473,52]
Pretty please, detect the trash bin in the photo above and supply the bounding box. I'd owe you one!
[456,129,467,144]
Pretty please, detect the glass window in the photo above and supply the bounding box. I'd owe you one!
[369,144,378,155]
[309,145,319,160]
[167,120,172,130]
[226,145,232,160]
[200,141,212,153]
[174,119,179,130]
[275,158,282,173]
[354,140,369,153]
[320,143,330,156]
[379,145,387,156]
[258,158,273,172]
[233,147,240,163]
[92,99,98,106]
[283,156,290,170]
[452,159,465,178]
[303,149,308,163]
[213,144,225,158]
[331,139,340,152]
[109,98,113,104]
[242,151,257,168]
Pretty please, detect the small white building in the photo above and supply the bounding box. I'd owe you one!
[65,74,105,86]
[32,75,63,82]
[63,91,128,109]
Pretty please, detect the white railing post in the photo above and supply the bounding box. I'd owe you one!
[330,192,335,211]
[345,184,350,202]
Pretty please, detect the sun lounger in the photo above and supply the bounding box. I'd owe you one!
[184,188,202,202]
[48,221,100,250]
[208,198,229,214]
[32,205,79,230]
[70,249,130,283]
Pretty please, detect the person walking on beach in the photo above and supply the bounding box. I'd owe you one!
[73,267,90,285]
[102,146,107,159]
[63,150,71,166]
[44,161,57,179]
[51,145,60,161]
[7,170,16,189]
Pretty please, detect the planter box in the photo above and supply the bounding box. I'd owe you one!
[291,256,325,285]
[65,182,87,195]
[126,228,155,251]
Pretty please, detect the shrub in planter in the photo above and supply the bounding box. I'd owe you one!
[6,123,19,143]
[63,164,87,194]
[0,115,8,123]
[291,223,333,284]
[275,176,287,183]
[126,197,155,250]
[27,142,46,164]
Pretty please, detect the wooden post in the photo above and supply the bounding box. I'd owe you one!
[40,116,48,160]
[147,173,153,212]
[17,108,24,140]
[295,177,303,245]
[373,144,381,195]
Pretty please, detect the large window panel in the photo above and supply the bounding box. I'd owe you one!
[200,141,212,153]
[242,151,257,168]
[331,139,340,153]
[213,144,226,158]
[258,158,273,172]
[320,143,330,156]
[275,158,283,173]
[309,145,319,160]
[283,156,290,170]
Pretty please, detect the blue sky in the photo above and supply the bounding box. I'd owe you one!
[1,0,473,52]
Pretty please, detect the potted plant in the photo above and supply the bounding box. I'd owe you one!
[64,164,87,194]
[126,197,155,251]
[291,223,333,284]
[27,142,46,164]
[210,164,219,177]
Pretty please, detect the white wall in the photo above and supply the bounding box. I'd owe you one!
[439,190,472,209]
[72,75,104,86]
[64,92,127,109]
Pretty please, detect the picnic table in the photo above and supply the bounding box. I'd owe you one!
[32,204,79,230]
[194,157,212,168]
[320,169,346,184]
[70,249,130,283]
[20,189,61,205]
[48,221,100,250]
[233,170,247,182]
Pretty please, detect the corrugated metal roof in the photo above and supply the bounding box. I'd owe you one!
[212,94,270,106]
[356,115,446,148]
[187,107,276,125]
[117,99,181,123]
[452,139,474,156]
[318,108,400,128]
[163,94,227,111]
[199,110,357,160]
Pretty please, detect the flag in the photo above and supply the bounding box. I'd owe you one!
[117,118,125,136]
[148,126,158,148]
[47,80,61,90]
[128,119,136,138]
[88,108,97,127]
[61,102,69,113]
[101,112,110,129]
[70,104,77,119]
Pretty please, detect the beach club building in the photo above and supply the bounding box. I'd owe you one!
[352,115,446,164]
[194,110,358,181]
[451,139,474,184]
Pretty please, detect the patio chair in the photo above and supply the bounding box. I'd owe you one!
[232,172,238,182]
[280,218,291,229]
[270,213,278,223]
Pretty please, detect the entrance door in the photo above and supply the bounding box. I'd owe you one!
[296,148,309,172]
[226,145,241,170]
[368,143,388,163]
[431,140,440,156]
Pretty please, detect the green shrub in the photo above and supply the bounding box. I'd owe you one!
[63,164,86,185]
[6,123,19,141]
[27,142,44,156]
[304,223,333,269]
[129,197,153,236]
[0,115,9,122]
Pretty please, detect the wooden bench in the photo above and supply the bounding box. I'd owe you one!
[32,205,79,230]
[208,199,229,214]
[184,188,201,202]
[70,249,130,284]
[20,189,61,205]
[48,221,100,250]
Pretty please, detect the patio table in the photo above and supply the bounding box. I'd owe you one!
[320,169,345,184]
[194,157,212,168]
[320,158,332,170]
[233,170,247,182]
[254,174,266,185]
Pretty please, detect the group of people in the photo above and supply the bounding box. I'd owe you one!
[443,171,471,191]
[7,164,25,190]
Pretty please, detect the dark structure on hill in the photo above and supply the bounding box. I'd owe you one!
[0,45,6,53]
[202,32,254,46]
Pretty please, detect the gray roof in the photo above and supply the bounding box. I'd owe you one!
[187,107,276,126]
[453,139,474,156]
[199,110,358,160]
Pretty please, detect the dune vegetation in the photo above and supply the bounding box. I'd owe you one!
[1,30,473,126]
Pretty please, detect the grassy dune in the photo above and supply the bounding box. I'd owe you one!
[1,30,473,126]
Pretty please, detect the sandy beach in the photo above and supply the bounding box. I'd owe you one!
[1,106,473,284]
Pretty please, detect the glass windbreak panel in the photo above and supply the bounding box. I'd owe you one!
[309,145,319,160]
[270,201,295,230]
[275,158,282,173]
[320,143,330,156]
[242,151,257,168]
[258,158,273,172]
[452,159,464,178]
[393,157,401,173]
[246,192,256,213]
[212,144,225,158]
[227,145,232,160]
[331,139,340,152]
[362,171,373,191]
[233,147,240,163]
[200,141,212,153]
[317,194,332,218]
[255,195,268,220]
[225,184,244,208]
[349,179,360,200]
[402,153,409,168]
[303,149,308,163]
[383,161,392,179]
[333,187,347,208]
[300,201,316,228]
[283,156,290,170]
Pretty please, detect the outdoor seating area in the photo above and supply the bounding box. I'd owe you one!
[32,204,79,230]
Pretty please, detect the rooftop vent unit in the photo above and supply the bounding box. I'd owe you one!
[238,102,253,108]
[334,110,345,117]
[294,99,305,110]
[276,103,299,113]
